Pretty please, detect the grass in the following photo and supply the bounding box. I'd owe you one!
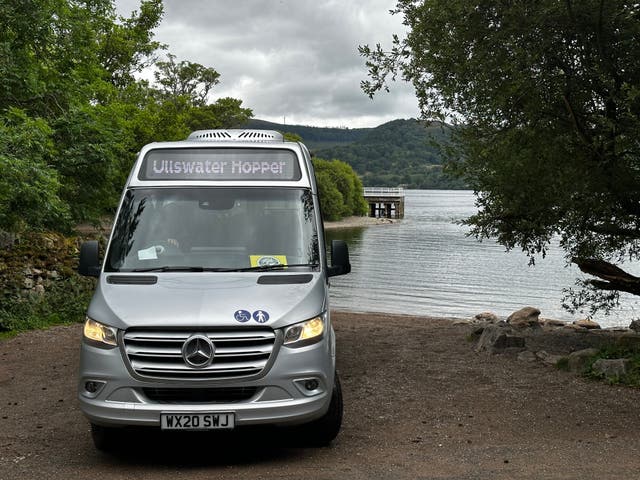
[583,345,640,388]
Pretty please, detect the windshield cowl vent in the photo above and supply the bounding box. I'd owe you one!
[187,129,284,142]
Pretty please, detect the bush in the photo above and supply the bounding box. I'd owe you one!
[313,158,367,220]
[0,276,95,334]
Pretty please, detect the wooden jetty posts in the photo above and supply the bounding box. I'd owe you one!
[363,187,405,219]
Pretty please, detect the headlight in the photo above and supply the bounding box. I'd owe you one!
[83,317,118,348]
[283,315,325,347]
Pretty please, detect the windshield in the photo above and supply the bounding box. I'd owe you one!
[105,187,319,272]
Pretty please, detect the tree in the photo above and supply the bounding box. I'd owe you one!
[313,158,368,220]
[361,1,640,315]
[0,0,253,231]
[154,53,220,106]
[0,109,69,232]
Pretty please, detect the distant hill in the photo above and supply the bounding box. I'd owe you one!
[244,118,466,189]
[244,119,372,150]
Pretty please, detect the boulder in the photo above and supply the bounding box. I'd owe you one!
[475,324,525,354]
[507,307,541,329]
[563,323,588,332]
[535,350,566,366]
[542,319,566,328]
[474,312,499,324]
[567,348,599,373]
[629,320,640,333]
[592,358,631,379]
[517,351,538,362]
[574,319,601,330]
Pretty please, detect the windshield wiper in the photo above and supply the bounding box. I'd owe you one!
[221,263,320,273]
[131,266,207,272]
[129,263,320,273]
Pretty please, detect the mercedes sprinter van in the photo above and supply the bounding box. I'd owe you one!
[77,129,351,451]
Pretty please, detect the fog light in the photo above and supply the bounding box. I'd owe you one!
[293,378,324,397]
[84,380,106,397]
[304,379,319,391]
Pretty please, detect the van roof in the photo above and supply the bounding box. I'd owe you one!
[127,130,312,188]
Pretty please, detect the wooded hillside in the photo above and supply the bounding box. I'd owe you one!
[246,118,466,189]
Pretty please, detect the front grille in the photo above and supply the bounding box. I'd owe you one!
[122,329,276,380]
[143,387,259,404]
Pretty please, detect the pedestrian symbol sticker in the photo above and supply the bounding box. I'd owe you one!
[253,310,269,323]
[234,310,251,323]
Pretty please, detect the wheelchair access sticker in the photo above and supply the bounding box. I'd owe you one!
[233,310,251,323]
[233,310,270,323]
[249,255,287,267]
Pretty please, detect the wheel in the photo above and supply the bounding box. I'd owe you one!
[90,423,120,452]
[302,371,343,446]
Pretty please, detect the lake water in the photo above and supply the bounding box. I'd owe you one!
[326,190,640,328]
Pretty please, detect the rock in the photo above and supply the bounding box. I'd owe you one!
[474,312,499,323]
[574,319,601,330]
[507,307,541,329]
[475,324,525,354]
[614,334,640,350]
[468,325,486,341]
[567,348,600,373]
[453,320,470,325]
[517,350,538,362]
[48,270,60,280]
[563,323,588,332]
[34,284,45,295]
[629,320,640,333]
[592,359,631,379]
[542,319,566,328]
[536,350,566,366]
[23,278,34,289]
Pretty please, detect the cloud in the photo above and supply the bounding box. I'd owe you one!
[114,0,419,127]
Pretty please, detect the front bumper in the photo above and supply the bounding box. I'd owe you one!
[78,330,336,428]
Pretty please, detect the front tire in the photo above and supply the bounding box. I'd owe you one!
[303,371,343,446]
[90,423,120,452]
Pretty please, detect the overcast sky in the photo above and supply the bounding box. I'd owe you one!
[114,0,419,128]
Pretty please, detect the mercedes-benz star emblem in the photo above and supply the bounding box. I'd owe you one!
[182,334,215,368]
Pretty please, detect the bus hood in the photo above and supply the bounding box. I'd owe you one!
[87,272,327,330]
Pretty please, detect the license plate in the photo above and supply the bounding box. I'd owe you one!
[160,413,235,430]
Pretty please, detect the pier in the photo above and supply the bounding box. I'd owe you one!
[363,187,405,219]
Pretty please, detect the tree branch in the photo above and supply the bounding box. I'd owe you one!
[587,223,640,239]
[573,257,640,296]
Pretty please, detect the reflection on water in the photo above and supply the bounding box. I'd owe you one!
[326,190,639,328]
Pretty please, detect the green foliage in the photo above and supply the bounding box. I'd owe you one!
[245,119,372,150]
[362,1,640,313]
[249,118,465,189]
[584,346,640,388]
[0,109,69,232]
[0,0,253,233]
[282,131,303,143]
[187,97,253,131]
[154,53,220,106]
[313,158,368,220]
[0,276,95,335]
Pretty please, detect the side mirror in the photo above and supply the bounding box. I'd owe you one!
[79,241,101,277]
[328,240,351,277]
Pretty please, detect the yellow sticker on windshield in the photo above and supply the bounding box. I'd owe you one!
[250,255,288,267]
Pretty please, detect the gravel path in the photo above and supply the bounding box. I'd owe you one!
[1,311,639,479]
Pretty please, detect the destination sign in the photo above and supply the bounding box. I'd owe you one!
[139,148,301,181]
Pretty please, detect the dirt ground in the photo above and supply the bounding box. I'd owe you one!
[1,311,639,480]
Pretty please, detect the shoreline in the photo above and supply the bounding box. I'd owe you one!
[324,215,400,230]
